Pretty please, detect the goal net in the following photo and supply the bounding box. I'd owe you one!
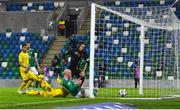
[89,3,180,98]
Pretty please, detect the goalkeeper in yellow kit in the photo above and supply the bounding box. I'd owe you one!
[17,44,42,94]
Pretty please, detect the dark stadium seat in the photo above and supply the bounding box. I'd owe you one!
[0,32,54,79]
[92,0,180,77]
[6,2,56,11]
[103,0,179,19]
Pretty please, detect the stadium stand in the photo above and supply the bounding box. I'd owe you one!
[60,34,90,69]
[0,32,54,79]
[6,2,63,11]
[93,0,179,78]
[103,0,180,19]
[58,0,179,79]
[0,0,179,80]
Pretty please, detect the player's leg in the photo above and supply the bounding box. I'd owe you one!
[17,80,27,93]
[135,78,137,88]
[22,70,38,90]
[25,70,46,91]
[28,70,40,81]
[137,78,140,87]
[26,90,39,95]
[24,80,33,90]
[17,69,29,93]
[43,88,66,97]
[30,67,39,90]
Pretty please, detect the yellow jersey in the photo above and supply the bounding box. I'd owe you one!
[19,51,29,70]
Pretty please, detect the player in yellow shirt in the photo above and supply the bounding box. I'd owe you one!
[26,79,69,97]
[17,44,41,94]
[26,69,81,97]
[26,70,69,97]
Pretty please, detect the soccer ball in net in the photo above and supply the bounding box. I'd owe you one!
[119,89,127,97]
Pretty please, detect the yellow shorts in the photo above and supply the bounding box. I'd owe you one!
[20,68,39,81]
[40,80,52,90]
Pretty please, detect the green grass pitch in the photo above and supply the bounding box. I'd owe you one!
[1,87,180,109]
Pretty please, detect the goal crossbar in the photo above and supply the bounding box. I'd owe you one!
[94,3,180,30]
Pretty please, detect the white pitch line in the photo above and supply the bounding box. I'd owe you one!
[82,108,89,110]
[104,105,114,109]
[115,103,123,105]
[94,107,103,110]
[113,104,123,109]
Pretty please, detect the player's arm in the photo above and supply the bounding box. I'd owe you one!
[80,57,89,77]
[34,52,40,69]
[57,74,62,84]
[80,63,88,77]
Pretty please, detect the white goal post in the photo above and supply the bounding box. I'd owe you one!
[89,3,180,98]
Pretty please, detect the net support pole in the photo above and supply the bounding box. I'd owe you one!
[139,25,145,95]
[89,3,96,98]
[175,29,180,89]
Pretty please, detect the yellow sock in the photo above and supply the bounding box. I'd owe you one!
[24,80,33,89]
[18,81,27,91]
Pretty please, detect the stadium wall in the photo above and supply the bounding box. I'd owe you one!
[0,79,178,88]
[0,11,52,32]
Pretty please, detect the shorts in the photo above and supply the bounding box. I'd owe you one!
[30,67,38,75]
[20,68,40,81]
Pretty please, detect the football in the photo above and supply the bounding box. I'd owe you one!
[119,89,127,97]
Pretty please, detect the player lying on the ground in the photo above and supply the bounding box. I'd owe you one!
[57,69,83,96]
[26,69,83,97]
[57,69,98,97]
[26,79,69,97]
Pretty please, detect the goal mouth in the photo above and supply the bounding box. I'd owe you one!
[96,97,162,100]
[89,3,180,98]
[161,94,180,99]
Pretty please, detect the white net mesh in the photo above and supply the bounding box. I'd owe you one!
[90,4,180,98]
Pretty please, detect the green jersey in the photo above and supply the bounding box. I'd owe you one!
[27,48,35,67]
[61,78,80,96]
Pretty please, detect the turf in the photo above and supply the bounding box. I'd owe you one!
[1,87,180,109]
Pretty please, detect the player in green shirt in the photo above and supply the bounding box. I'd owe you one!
[27,42,40,70]
[57,69,98,97]
[57,69,82,96]
[26,42,41,89]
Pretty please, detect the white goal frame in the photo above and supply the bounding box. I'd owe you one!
[89,3,180,98]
